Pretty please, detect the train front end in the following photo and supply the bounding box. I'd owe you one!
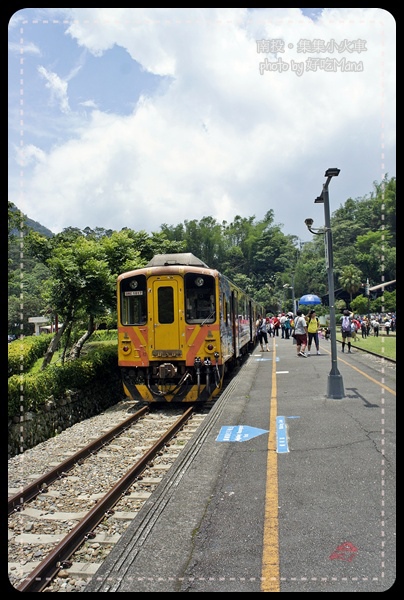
[117,254,226,403]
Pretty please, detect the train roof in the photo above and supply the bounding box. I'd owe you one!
[146,253,210,268]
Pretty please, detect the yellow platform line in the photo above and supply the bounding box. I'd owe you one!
[261,336,280,592]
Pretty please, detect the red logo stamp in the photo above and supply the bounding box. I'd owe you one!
[329,541,358,562]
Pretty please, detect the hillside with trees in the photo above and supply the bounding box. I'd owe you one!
[8,175,396,358]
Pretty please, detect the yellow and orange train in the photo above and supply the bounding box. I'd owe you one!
[117,253,265,403]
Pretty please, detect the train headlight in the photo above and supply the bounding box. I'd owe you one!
[204,342,216,354]
[195,277,204,287]
[129,280,138,289]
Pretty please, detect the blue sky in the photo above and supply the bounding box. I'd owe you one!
[8,8,396,244]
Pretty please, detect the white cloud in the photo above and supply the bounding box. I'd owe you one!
[16,144,47,167]
[9,8,396,243]
[8,40,41,55]
[37,66,70,113]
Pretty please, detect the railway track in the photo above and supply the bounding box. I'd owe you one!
[8,403,211,592]
[8,347,393,591]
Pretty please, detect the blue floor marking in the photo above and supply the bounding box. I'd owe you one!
[276,415,289,453]
[216,425,269,442]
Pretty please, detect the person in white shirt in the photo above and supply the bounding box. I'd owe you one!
[294,310,308,357]
[280,313,287,338]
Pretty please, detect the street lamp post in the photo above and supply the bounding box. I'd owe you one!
[291,273,296,314]
[365,277,370,321]
[282,284,288,312]
[305,168,345,399]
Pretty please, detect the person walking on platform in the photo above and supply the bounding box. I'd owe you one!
[371,318,379,337]
[340,309,353,353]
[280,313,287,338]
[284,314,292,339]
[306,309,321,355]
[294,309,308,357]
[256,315,270,351]
[273,314,281,337]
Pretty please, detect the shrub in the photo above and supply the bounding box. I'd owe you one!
[8,334,53,377]
[8,342,119,418]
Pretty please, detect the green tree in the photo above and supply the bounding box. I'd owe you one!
[222,213,271,273]
[23,227,185,365]
[98,229,145,276]
[40,235,114,366]
[8,263,51,336]
[350,294,369,316]
[181,216,224,268]
[370,289,396,313]
[338,265,363,308]
[160,222,186,242]
[9,175,395,344]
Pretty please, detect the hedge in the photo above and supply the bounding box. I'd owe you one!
[8,340,119,418]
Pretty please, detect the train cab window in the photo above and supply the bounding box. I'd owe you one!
[184,273,216,323]
[120,275,147,325]
[157,286,174,324]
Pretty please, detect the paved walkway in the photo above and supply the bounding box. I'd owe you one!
[85,337,396,592]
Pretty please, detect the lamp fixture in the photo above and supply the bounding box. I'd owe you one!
[304,218,327,235]
[325,168,340,178]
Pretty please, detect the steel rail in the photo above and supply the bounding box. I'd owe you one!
[16,404,195,592]
[8,405,150,515]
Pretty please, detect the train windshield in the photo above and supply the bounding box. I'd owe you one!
[184,273,216,324]
[120,275,147,325]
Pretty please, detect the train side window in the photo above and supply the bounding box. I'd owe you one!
[223,294,229,326]
[158,287,174,324]
[185,273,216,323]
[120,276,147,325]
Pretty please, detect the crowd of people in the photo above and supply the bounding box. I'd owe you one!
[341,312,396,340]
[256,310,396,358]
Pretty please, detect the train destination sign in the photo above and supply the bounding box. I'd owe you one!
[216,425,269,442]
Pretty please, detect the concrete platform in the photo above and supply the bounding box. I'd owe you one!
[85,337,396,592]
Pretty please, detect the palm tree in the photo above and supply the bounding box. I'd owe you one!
[338,265,363,308]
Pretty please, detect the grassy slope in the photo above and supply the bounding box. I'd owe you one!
[334,331,396,361]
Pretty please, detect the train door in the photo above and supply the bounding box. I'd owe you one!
[151,279,181,351]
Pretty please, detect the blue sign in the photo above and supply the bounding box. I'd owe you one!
[276,416,289,453]
[216,425,269,442]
